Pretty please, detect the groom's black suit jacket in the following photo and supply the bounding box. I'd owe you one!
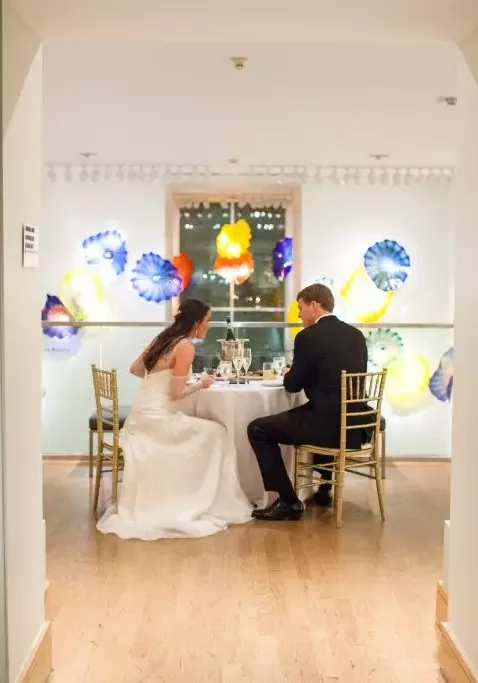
[283,315,368,448]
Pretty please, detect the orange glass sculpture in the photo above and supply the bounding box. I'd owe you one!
[171,252,194,290]
[214,251,254,285]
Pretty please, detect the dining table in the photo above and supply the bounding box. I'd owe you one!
[179,379,304,505]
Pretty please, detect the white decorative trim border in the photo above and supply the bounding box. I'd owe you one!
[44,163,455,186]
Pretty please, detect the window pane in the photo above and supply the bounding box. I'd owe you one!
[179,202,230,307]
[234,203,286,310]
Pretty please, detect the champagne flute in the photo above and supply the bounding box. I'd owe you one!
[232,349,243,382]
[243,348,252,383]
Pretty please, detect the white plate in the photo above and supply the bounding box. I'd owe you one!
[262,379,284,387]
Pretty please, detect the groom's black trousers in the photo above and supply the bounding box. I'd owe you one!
[247,404,337,504]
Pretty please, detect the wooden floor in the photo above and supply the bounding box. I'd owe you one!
[44,461,449,683]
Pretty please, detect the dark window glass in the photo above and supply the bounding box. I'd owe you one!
[179,200,287,368]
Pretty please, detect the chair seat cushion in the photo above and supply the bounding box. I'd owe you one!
[89,406,130,431]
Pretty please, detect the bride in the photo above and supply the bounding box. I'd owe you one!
[97,299,252,540]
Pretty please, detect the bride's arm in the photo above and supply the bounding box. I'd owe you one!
[130,351,146,378]
[169,341,208,400]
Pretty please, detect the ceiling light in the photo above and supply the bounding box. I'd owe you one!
[80,152,98,159]
[228,158,239,164]
[436,96,457,106]
[369,154,389,161]
[230,57,247,71]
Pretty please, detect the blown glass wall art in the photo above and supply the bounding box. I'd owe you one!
[429,347,454,402]
[41,295,79,340]
[287,300,302,339]
[41,294,81,357]
[216,219,251,259]
[272,237,293,281]
[341,266,393,322]
[363,239,410,291]
[384,354,431,416]
[365,329,404,369]
[171,252,194,291]
[82,230,128,278]
[59,268,105,321]
[131,252,182,303]
[214,251,254,285]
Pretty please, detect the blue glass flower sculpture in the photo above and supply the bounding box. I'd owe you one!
[363,239,410,291]
[131,253,182,303]
[82,230,128,277]
[365,328,404,368]
[429,347,454,402]
[41,295,79,340]
[272,237,293,281]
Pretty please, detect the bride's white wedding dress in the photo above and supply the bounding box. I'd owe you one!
[96,369,252,540]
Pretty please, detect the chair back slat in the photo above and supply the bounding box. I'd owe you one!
[91,365,120,439]
[340,369,387,444]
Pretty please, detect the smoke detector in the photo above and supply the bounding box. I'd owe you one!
[80,152,98,159]
[369,154,389,161]
[230,57,247,71]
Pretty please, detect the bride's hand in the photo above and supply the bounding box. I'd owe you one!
[199,375,215,389]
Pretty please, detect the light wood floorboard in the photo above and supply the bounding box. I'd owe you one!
[43,462,449,683]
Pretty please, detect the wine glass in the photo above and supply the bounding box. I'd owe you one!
[273,356,286,375]
[242,349,252,383]
[232,349,243,382]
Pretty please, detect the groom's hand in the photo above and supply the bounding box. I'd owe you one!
[282,367,290,376]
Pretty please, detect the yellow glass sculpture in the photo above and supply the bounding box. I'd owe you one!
[287,300,303,339]
[384,353,431,415]
[216,219,252,259]
[59,268,105,321]
[340,266,393,323]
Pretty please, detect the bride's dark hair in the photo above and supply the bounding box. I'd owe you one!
[143,299,210,372]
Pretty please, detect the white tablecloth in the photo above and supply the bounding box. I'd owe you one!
[179,382,303,505]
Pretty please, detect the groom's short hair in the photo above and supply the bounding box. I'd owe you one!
[297,284,335,312]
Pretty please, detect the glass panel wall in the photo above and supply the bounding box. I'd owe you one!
[42,321,453,460]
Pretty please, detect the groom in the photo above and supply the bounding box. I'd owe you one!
[247,283,368,521]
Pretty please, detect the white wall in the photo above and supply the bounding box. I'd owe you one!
[444,51,478,678]
[2,3,46,680]
[41,175,454,457]
[301,182,454,457]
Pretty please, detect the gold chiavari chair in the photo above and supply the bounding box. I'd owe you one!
[91,365,124,511]
[293,369,387,528]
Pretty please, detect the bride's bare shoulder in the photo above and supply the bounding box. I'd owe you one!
[171,338,195,361]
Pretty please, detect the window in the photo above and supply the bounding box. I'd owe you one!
[177,196,291,368]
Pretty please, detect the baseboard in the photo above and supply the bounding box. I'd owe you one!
[438,622,477,683]
[17,621,52,683]
[436,580,448,626]
[389,457,451,463]
[42,454,89,463]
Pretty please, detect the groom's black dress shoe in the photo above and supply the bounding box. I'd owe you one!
[252,498,304,521]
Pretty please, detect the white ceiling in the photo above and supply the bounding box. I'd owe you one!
[43,42,459,166]
[12,0,478,43]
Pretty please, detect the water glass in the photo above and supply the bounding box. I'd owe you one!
[263,362,275,381]
[218,361,232,385]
